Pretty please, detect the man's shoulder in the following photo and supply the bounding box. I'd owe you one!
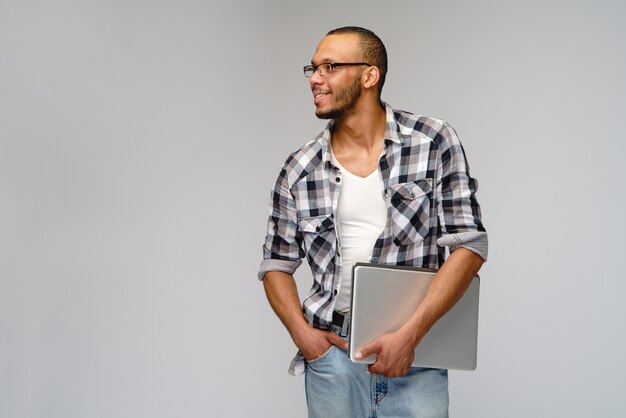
[391,108,455,145]
[278,131,327,185]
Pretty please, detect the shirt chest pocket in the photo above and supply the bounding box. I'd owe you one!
[387,179,433,246]
[298,214,337,274]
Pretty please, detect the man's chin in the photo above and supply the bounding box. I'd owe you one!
[316,108,342,119]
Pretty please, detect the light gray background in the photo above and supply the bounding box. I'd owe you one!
[1,1,625,417]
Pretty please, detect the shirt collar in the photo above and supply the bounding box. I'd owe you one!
[382,102,403,145]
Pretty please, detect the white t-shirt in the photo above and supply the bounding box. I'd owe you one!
[331,151,387,313]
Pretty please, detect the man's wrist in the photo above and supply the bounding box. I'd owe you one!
[399,316,428,349]
[289,315,312,347]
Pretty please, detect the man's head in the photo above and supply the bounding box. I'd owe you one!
[307,26,387,119]
[325,26,388,95]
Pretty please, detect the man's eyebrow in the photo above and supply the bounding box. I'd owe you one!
[311,59,332,65]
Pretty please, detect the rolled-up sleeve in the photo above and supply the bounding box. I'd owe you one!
[436,123,488,261]
[437,231,488,261]
[258,165,304,280]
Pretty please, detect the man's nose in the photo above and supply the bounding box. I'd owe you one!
[309,69,323,85]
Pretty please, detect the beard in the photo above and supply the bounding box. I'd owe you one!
[316,77,362,119]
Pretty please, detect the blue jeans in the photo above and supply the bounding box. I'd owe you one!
[304,329,449,418]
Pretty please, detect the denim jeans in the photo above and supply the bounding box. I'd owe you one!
[304,328,449,418]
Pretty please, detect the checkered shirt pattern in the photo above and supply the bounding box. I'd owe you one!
[259,103,486,375]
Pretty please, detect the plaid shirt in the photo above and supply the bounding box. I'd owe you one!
[259,103,487,375]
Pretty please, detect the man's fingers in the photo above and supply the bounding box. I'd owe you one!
[326,331,348,350]
[368,362,382,375]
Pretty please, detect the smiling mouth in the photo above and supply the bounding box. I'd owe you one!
[314,91,330,99]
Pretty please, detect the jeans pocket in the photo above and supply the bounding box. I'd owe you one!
[408,366,448,378]
[306,345,336,366]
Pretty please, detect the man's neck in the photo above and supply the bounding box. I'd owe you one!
[329,100,387,178]
[331,101,386,153]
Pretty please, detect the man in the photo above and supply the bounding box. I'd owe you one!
[258,26,487,417]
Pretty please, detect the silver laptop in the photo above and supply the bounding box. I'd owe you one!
[349,263,480,371]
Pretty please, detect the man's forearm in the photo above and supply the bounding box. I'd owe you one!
[401,247,484,347]
[262,271,309,339]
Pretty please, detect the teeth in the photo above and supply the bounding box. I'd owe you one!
[315,93,328,98]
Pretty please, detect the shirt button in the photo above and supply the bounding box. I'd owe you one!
[333,289,338,295]
[336,177,341,182]
[315,226,320,232]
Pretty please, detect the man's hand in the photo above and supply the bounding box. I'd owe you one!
[355,329,417,377]
[294,325,348,361]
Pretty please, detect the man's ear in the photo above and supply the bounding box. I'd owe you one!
[362,66,381,90]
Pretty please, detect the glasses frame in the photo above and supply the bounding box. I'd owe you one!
[303,62,371,78]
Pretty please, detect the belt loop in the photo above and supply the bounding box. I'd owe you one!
[341,311,350,338]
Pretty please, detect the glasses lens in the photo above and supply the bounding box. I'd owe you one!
[303,65,314,78]
[318,63,332,76]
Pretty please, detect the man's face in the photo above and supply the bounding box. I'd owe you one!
[309,34,364,119]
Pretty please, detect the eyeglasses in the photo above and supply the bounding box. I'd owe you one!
[303,62,371,78]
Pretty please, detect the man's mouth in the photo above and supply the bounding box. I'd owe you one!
[314,91,330,99]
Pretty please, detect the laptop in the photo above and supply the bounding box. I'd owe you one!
[348,262,480,371]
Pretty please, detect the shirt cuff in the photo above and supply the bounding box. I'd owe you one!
[257,258,303,281]
[436,231,488,261]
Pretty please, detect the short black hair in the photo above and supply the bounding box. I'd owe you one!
[326,26,388,96]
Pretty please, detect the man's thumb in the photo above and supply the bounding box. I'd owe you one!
[354,339,380,360]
